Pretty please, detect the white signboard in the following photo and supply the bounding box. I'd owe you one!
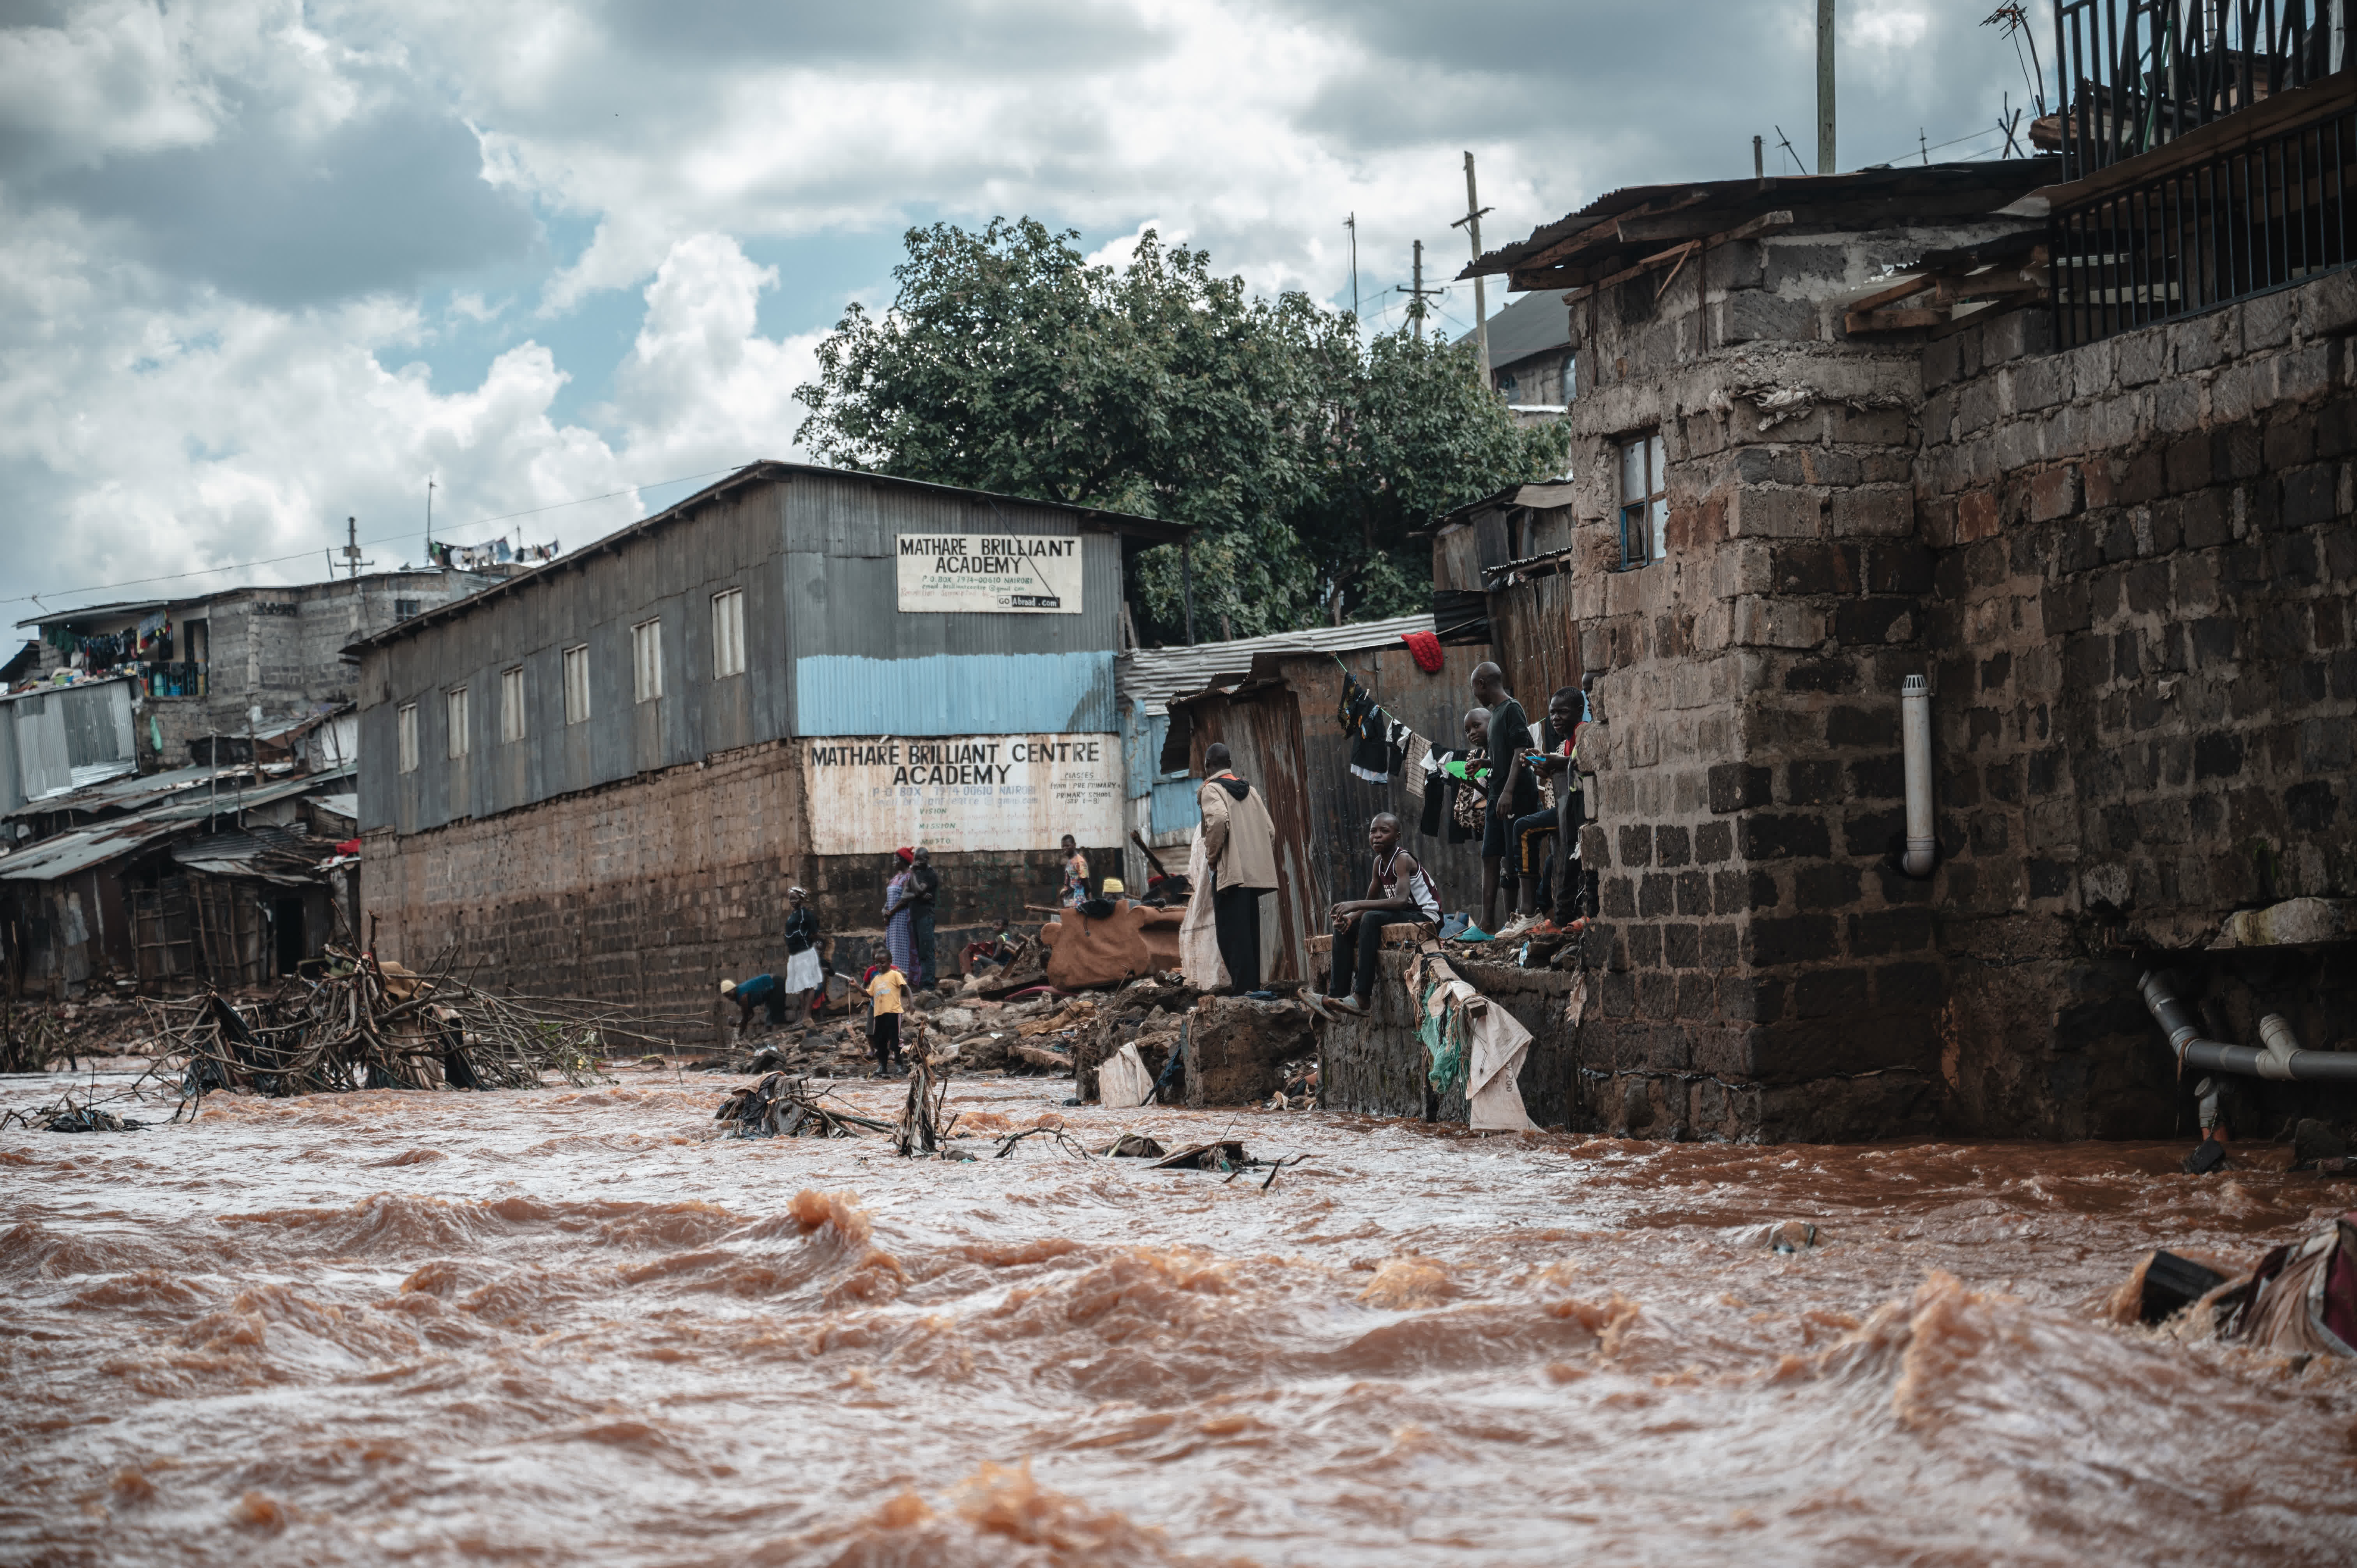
[896,533,1084,614]
[802,734,1121,855]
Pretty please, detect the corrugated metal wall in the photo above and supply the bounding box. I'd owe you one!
[7,681,135,803]
[1176,645,1495,984]
[359,470,1129,837]
[1489,573,1584,719]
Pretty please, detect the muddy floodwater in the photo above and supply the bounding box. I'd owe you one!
[5,1068,2356,1566]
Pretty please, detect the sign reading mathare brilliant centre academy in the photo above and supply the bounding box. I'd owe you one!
[802,735,1121,855]
[896,533,1083,614]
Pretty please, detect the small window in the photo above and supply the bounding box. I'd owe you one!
[563,645,590,725]
[711,588,745,679]
[394,598,422,620]
[633,618,663,704]
[446,687,469,759]
[1618,431,1668,568]
[500,666,526,743]
[397,703,419,773]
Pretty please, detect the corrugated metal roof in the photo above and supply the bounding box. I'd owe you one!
[148,765,355,820]
[0,673,136,708]
[311,793,359,821]
[0,816,191,881]
[345,461,1193,657]
[5,760,247,821]
[1116,614,1436,717]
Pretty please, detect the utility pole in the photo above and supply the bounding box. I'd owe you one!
[1754,134,1766,186]
[1451,151,1493,385]
[1816,0,1837,174]
[340,516,372,582]
[1396,240,1442,336]
[425,477,435,559]
[1345,213,1360,321]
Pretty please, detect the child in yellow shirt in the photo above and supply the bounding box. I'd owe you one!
[866,964,908,1076]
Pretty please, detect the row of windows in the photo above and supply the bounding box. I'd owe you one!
[397,588,745,773]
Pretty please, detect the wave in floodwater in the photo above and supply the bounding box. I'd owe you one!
[3,1071,2355,1566]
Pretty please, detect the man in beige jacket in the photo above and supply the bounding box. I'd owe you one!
[1196,742,1279,994]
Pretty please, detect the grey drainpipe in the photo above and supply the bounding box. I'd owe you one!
[2140,970,2357,1083]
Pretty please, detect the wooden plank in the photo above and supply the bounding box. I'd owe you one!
[1845,307,1945,333]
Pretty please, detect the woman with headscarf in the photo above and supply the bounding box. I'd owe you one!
[781,885,824,1022]
[883,848,917,978]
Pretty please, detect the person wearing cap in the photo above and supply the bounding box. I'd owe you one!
[883,849,917,979]
[907,847,941,988]
[720,972,786,1034]
[780,886,824,1022]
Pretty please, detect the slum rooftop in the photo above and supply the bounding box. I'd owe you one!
[342,460,1194,656]
[1461,159,2059,293]
[1116,613,1437,716]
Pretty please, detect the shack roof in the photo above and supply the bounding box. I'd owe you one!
[1456,288,1573,367]
[0,815,190,882]
[147,764,354,821]
[0,672,136,709]
[3,760,236,822]
[343,461,1192,657]
[1462,159,2058,293]
[1431,482,1581,534]
[1117,613,1436,717]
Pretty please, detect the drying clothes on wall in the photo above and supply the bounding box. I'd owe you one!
[1338,675,1392,783]
[1399,629,1445,673]
[1405,945,1537,1131]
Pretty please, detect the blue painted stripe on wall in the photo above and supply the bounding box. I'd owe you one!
[795,652,1117,737]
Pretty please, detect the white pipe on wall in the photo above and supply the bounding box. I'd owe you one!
[1900,673,1935,878]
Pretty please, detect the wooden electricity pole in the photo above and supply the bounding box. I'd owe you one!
[1452,151,1493,384]
[1817,0,1837,174]
[1396,240,1442,336]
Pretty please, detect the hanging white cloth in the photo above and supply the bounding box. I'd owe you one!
[1465,996,1538,1132]
[1179,823,1228,991]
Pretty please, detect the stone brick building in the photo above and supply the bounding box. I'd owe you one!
[1447,79,2357,1139]
[19,570,502,769]
[350,463,1182,1016]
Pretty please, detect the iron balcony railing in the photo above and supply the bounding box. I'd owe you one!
[2053,87,2353,345]
[2055,0,2352,179]
[144,660,207,698]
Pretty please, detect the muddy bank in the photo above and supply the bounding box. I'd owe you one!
[3,1068,2354,1564]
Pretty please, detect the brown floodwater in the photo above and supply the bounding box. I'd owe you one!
[5,1065,2356,1566]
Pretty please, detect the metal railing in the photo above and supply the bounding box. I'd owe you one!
[143,661,207,698]
[2055,0,2351,178]
[2054,93,2353,344]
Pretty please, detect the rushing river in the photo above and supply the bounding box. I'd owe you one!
[4,1066,2355,1566]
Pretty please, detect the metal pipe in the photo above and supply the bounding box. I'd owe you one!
[2140,971,2357,1082]
[1899,674,1935,877]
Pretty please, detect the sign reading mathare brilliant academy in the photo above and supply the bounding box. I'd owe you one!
[802,735,1120,855]
[896,533,1083,614]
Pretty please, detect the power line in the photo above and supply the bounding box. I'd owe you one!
[3,462,751,611]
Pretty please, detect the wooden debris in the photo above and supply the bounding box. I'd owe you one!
[138,947,675,1105]
[714,1074,891,1139]
[0,1086,150,1134]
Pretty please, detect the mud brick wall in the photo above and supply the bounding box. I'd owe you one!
[1915,272,2357,1136]
[364,739,806,1026]
[367,731,1124,1018]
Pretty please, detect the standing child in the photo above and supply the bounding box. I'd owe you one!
[866,963,909,1076]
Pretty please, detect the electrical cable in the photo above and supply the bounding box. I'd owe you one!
[2,462,754,611]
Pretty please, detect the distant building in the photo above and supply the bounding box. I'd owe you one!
[1459,288,1574,422]
[348,462,1184,1014]
[16,568,507,771]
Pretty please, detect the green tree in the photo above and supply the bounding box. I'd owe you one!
[796,217,1565,641]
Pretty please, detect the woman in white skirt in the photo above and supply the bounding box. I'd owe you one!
[781,886,825,1023]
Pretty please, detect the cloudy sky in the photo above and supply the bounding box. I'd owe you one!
[0,0,2051,623]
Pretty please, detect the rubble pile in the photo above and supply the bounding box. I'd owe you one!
[143,950,672,1100]
[1072,974,1197,1102]
[714,1074,895,1139]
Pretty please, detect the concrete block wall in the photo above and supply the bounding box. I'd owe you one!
[1915,272,2357,1135]
[1550,224,2004,1138]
